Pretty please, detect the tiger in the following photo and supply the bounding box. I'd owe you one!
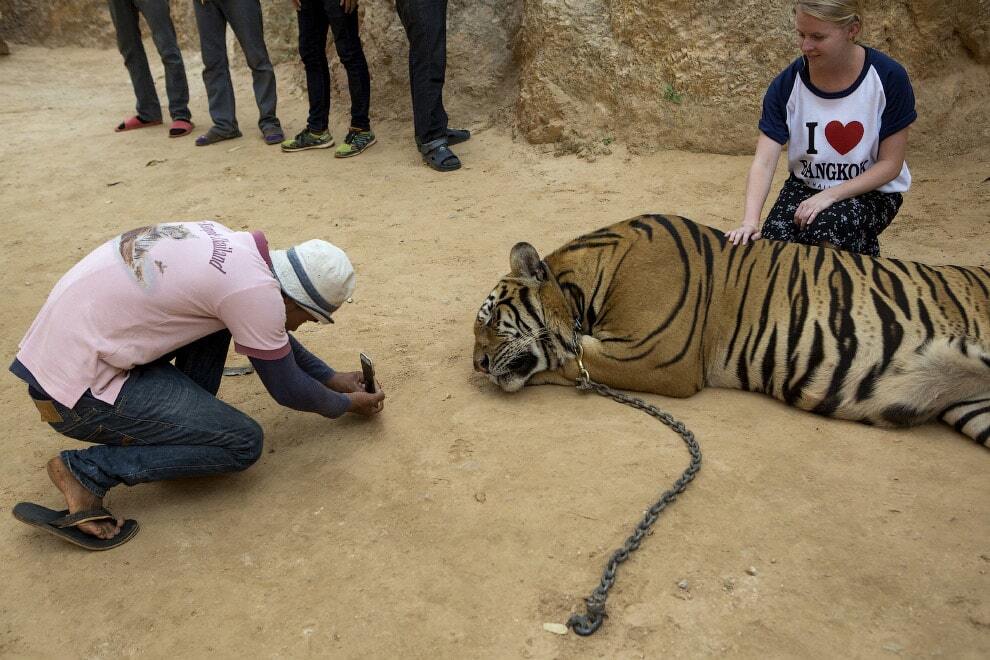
[473,214,990,446]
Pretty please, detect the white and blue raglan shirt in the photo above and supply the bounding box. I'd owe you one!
[759,47,916,193]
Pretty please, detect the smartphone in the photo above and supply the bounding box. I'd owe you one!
[359,353,376,394]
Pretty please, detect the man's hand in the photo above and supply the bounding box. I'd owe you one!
[326,370,366,394]
[793,189,838,230]
[347,390,385,417]
[341,0,358,13]
[291,0,301,10]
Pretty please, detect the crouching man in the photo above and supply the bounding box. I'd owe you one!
[9,221,384,550]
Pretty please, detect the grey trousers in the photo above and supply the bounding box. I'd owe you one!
[192,0,280,133]
[108,0,191,122]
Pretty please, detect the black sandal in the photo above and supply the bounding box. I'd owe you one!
[445,128,471,146]
[420,138,461,172]
[416,128,471,149]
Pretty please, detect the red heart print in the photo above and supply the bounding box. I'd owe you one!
[824,120,864,155]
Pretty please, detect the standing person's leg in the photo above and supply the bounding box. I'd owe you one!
[396,0,448,143]
[192,0,242,144]
[136,0,192,129]
[108,0,163,128]
[300,0,332,133]
[329,0,376,158]
[329,4,370,131]
[37,331,262,541]
[396,0,465,170]
[282,0,335,152]
[224,0,282,141]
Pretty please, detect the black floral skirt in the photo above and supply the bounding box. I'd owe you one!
[760,175,903,257]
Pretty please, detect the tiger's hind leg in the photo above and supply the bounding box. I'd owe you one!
[940,396,990,447]
[934,338,990,447]
[870,337,990,446]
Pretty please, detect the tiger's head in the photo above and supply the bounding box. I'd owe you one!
[473,242,577,392]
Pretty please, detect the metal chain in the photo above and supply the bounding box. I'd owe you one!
[566,373,703,636]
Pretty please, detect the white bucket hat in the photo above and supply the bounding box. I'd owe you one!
[270,240,355,324]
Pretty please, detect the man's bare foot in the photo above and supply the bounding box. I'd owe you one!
[46,456,122,540]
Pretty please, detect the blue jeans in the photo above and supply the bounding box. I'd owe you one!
[34,330,263,498]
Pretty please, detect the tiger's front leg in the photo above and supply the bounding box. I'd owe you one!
[526,371,576,387]
[527,335,608,387]
[539,334,703,398]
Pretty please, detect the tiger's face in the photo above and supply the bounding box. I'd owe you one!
[473,242,576,391]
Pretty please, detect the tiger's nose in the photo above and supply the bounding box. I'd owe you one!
[475,354,490,374]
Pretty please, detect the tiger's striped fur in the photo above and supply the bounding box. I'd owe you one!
[473,214,990,446]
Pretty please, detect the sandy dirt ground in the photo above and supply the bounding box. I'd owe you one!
[0,46,988,658]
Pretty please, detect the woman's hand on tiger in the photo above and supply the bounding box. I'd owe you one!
[726,222,762,246]
[793,190,838,229]
[347,390,385,417]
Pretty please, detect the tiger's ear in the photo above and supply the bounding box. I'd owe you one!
[510,242,548,281]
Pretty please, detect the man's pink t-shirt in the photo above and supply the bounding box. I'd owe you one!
[16,221,291,408]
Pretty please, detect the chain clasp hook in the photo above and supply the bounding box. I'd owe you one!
[575,342,590,385]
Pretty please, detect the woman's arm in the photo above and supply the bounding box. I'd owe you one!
[726,133,783,245]
[793,126,910,229]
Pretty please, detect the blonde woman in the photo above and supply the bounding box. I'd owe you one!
[727,1,915,256]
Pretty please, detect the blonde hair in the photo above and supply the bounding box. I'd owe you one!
[794,0,863,29]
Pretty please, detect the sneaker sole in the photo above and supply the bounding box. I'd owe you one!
[334,136,377,158]
[281,140,335,153]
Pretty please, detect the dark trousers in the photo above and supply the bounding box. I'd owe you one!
[761,175,903,257]
[297,0,371,132]
[108,0,190,122]
[395,0,448,143]
[192,0,279,133]
[36,330,263,498]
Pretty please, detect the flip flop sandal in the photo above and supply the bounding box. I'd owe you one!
[420,138,461,172]
[169,119,195,138]
[12,502,139,551]
[115,115,162,132]
[195,128,243,147]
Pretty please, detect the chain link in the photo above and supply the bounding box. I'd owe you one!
[566,374,703,636]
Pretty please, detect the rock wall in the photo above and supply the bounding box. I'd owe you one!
[515,0,990,156]
[0,0,520,131]
[1,0,987,155]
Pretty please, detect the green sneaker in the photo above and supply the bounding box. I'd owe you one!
[281,129,334,152]
[334,129,377,158]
